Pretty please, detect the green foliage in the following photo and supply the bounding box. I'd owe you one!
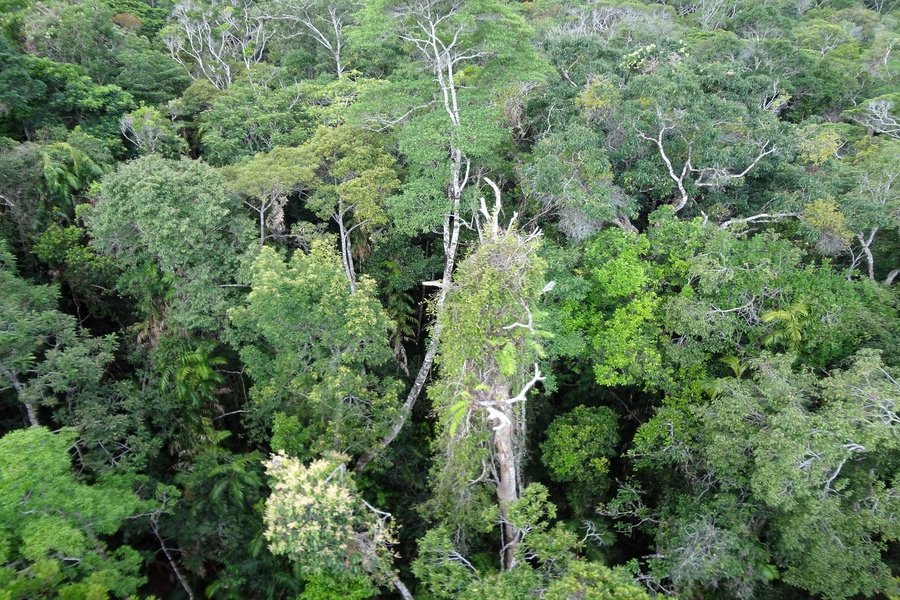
[543,561,651,600]
[166,443,303,600]
[199,79,314,166]
[85,154,254,332]
[0,240,117,426]
[0,36,47,138]
[36,139,110,208]
[436,232,548,401]
[264,452,398,585]
[299,574,376,600]
[20,0,125,83]
[414,484,638,599]
[560,208,896,394]
[622,350,900,599]
[46,74,136,154]
[105,0,169,37]
[229,243,399,450]
[761,298,809,351]
[520,123,632,238]
[156,338,228,461]
[120,104,187,156]
[113,35,191,105]
[0,427,147,597]
[541,405,619,512]
[4,2,900,598]
[302,125,398,228]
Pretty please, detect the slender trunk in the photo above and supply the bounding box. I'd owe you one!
[24,401,38,428]
[864,244,875,280]
[260,205,265,246]
[337,212,356,294]
[392,575,415,600]
[858,228,878,280]
[355,174,464,473]
[354,38,468,473]
[1,366,37,426]
[611,213,638,234]
[152,522,195,600]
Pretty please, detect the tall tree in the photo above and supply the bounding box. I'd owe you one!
[353,0,547,471]
[0,427,148,597]
[609,350,900,599]
[841,138,900,280]
[224,146,316,245]
[263,452,413,599]
[427,183,549,569]
[264,0,359,77]
[163,0,274,90]
[0,241,116,427]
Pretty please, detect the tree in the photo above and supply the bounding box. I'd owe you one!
[229,243,400,453]
[224,146,315,244]
[761,297,809,352]
[264,0,359,78]
[163,0,274,90]
[0,37,47,139]
[20,0,127,85]
[617,56,792,216]
[0,241,117,427]
[608,350,900,599]
[413,485,644,600]
[84,155,254,333]
[163,443,304,600]
[557,207,895,394]
[120,104,187,156]
[302,125,400,293]
[840,138,900,280]
[263,452,413,599]
[541,405,619,514]
[113,35,192,106]
[427,186,549,569]
[352,0,548,471]
[520,122,637,236]
[847,94,900,138]
[546,0,677,46]
[198,79,314,165]
[44,74,136,155]
[0,427,147,597]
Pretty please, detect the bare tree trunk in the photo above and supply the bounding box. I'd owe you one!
[610,213,638,234]
[260,205,266,246]
[354,207,462,473]
[887,268,900,285]
[336,212,357,294]
[392,575,415,600]
[355,5,475,473]
[24,401,38,428]
[1,366,37,426]
[857,228,878,280]
[152,521,195,600]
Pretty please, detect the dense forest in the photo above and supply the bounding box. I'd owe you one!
[1,0,900,597]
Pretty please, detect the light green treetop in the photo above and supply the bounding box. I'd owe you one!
[0,427,148,598]
[229,242,400,453]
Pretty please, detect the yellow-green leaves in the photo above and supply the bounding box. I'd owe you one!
[230,243,399,452]
[263,452,397,584]
[0,427,148,597]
